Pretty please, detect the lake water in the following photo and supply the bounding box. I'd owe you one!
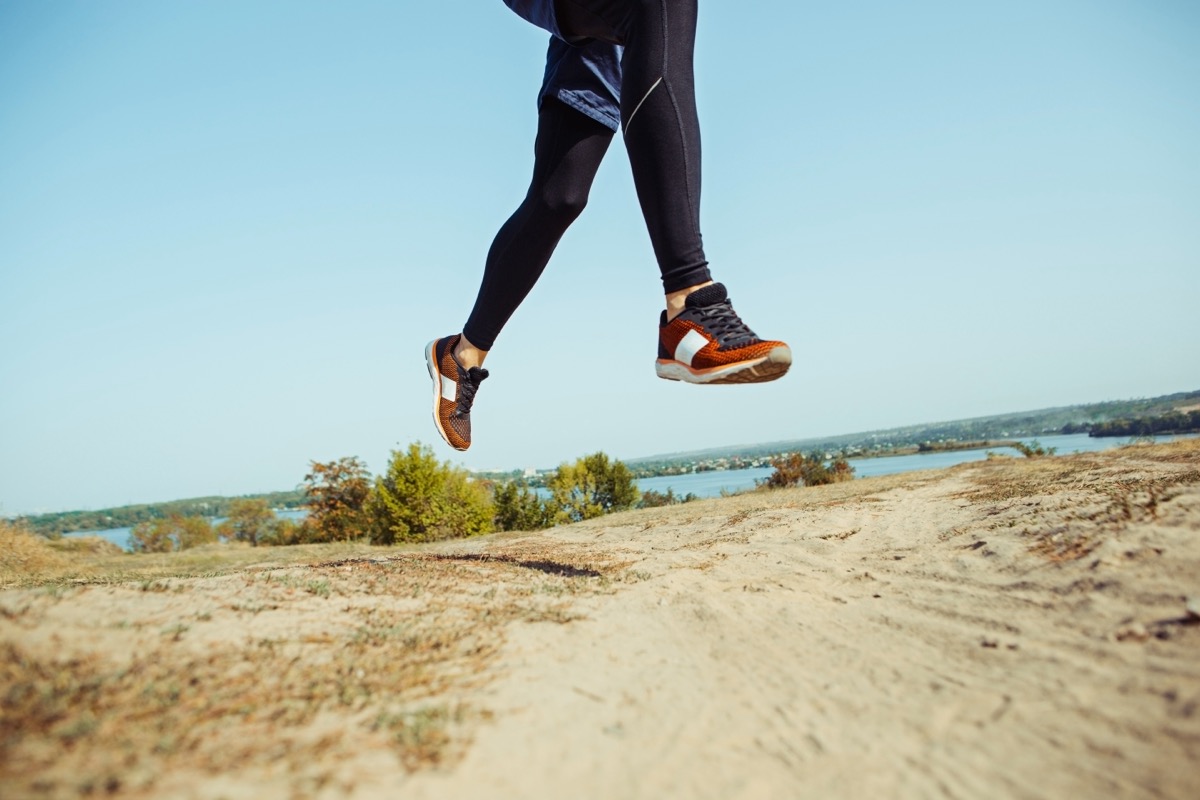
[637,433,1196,499]
[65,433,1192,551]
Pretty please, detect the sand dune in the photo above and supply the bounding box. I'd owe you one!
[3,441,1199,798]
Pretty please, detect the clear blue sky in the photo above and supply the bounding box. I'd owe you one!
[2,1,1198,516]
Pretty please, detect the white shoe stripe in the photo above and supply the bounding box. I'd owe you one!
[440,374,457,402]
[674,329,709,367]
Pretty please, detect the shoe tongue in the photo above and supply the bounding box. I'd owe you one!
[685,282,728,308]
[467,366,489,383]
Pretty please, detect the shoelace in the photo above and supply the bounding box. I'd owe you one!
[695,300,759,347]
[456,367,488,416]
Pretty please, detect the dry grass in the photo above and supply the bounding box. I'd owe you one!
[0,538,625,797]
[44,536,125,556]
[0,520,73,583]
[5,441,1198,795]
[0,538,409,590]
[954,438,1200,562]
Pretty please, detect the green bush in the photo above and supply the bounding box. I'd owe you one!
[546,452,639,523]
[493,481,556,532]
[257,517,311,546]
[1012,440,1057,458]
[130,515,216,553]
[367,443,493,544]
[216,498,276,547]
[638,488,697,508]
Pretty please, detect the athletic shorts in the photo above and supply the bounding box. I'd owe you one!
[503,0,624,131]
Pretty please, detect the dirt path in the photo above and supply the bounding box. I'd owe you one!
[404,445,1200,799]
[4,443,1199,798]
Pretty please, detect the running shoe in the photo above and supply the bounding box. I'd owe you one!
[656,283,791,384]
[426,335,488,451]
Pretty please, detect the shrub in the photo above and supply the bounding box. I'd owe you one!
[493,481,555,532]
[367,443,494,544]
[828,456,855,482]
[130,519,174,553]
[638,488,698,508]
[303,457,372,542]
[764,452,817,488]
[764,452,855,488]
[546,452,639,523]
[130,515,216,553]
[216,498,276,547]
[639,488,676,508]
[1012,440,1057,458]
[46,536,124,556]
[0,520,71,581]
[259,517,309,546]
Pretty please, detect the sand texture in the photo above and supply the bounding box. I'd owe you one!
[3,441,1199,798]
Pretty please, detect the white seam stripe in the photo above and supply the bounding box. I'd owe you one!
[440,374,457,402]
[623,76,663,135]
[674,329,709,367]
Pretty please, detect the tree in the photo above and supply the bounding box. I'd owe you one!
[546,452,639,523]
[259,518,307,547]
[217,498,276,547]
[764,452,818,488]
[764,452,855,489]
[367,443,493,544]
[177,515,218,549]
[130,518,174,553]
[828,456,855,482]
[303,456,372,542]
[494,480,555,531]
[130,515,216,553]
[637,488,699,508]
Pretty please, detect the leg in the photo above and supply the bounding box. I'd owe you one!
[558,0,792,384]
[558,0,710,302]
[459,98,614,365]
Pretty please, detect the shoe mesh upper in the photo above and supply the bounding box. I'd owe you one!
[658,283,786,370]
[660,318,782,368]
[433,335,487,450]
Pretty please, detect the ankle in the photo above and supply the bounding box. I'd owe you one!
[664,280,714,322]
[454,335,487,369]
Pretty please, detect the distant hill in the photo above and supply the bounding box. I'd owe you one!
[18,490,307,538]
[624,390,1200,465]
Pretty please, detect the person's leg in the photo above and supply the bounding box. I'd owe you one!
[557,0,792,384]
[457,98,615,367]
[557,0,710,304]
[428,98,613,451]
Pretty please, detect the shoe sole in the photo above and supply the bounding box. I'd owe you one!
[426,339,467,450]
[656,345,792,384]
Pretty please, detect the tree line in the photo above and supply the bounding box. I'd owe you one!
[18,491,305,539]
[125,440,853,553]
[1082,410,1200,438]
[128,445,665,552]
[23,390,1196,539]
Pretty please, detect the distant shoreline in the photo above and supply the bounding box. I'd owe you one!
[12,387,1200,532]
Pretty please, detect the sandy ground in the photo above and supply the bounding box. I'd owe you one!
[3,441,1199,799]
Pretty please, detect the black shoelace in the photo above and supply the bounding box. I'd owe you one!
[456,367,488,416]
[694,300,759,348]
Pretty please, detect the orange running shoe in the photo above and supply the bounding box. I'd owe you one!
[426,335,489,450]
[656,283,791,384]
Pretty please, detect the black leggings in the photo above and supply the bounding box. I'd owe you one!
[463,0,710,352]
